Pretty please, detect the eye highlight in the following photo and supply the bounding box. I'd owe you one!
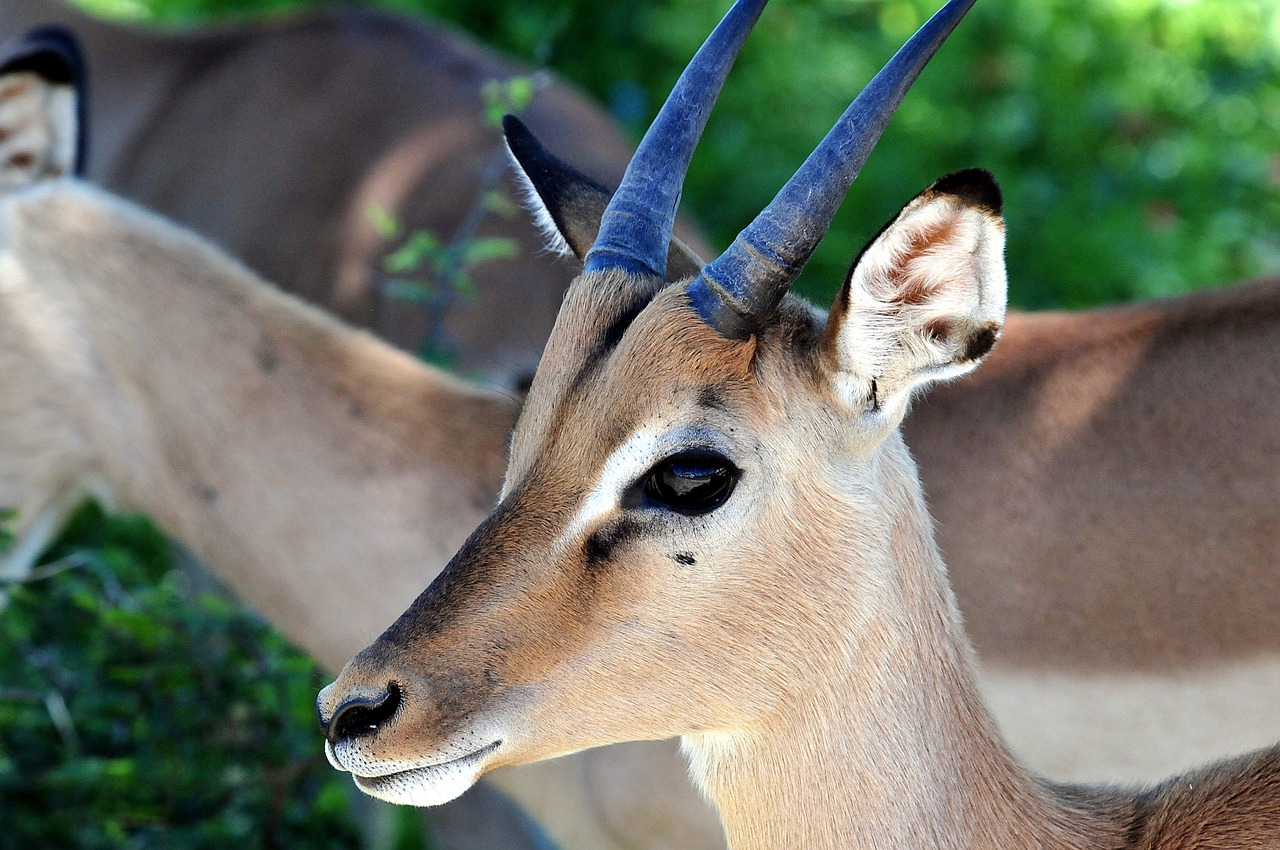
[642,450,739,515]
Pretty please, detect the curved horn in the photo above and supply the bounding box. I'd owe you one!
[687,0,977,339]
[583,0,768,279]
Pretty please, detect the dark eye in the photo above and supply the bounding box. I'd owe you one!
[643,450,739,515]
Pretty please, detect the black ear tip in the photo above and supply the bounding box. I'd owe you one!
[501,114,532,147]
[931,168,1002,216]
[501,113,544,166]
[22,25,82,58]
[1,26,84,85]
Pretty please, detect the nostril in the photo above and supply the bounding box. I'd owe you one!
[328,682,402,745]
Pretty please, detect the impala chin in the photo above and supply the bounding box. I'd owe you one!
[327,735,503,807]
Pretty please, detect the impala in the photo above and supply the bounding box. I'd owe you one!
[0,0,709,387]
[0,29,600,850]
[12,4,1272,791]
[6,15,1280,850]
[320,1,1280,847]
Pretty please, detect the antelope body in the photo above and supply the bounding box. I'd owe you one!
[913,280,1280,782]
[0,34,621,850]
[5,13,1280,850]
[320,2,1280,847]
[0,0,713,387]
[8,2,1273,791]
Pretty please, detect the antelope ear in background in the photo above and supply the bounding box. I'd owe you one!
[0,26,88,189]
[503,114,704,281]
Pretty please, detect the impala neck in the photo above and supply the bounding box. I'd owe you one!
[683,435,1122,850]
[12,187,517,670]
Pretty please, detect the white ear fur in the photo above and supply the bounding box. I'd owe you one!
[0,70,76,192]
[826,172,1007,419]
[504,140,575,259]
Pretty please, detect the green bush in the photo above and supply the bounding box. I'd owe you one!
[0,505,384,849]
[79,0,1280,309]
[12,0,1280,845]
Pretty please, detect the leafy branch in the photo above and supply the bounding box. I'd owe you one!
[367,73,548,368]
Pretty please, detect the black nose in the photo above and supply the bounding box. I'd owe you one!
[322,682,402,745]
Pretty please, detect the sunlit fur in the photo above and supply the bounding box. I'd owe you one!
[0,0,712,389]
[0,62,653,850]
[323,164,1280,848]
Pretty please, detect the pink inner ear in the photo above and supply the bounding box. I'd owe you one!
[0,75,35,103]
[922,316,955,345]
[884,214,962,306]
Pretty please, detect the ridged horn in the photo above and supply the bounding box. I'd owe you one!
[583,0,768,278]
[687,0,977,339]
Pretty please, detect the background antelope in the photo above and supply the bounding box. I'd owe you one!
[0,30,591,850]
[0,0,710,388]
[4,12,1280,850]
[320,3,1280,847]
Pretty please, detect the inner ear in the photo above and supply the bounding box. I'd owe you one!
[0,27,87,180]
[0,27,87,187]
[822,168,1007,414]
[503,115,703,281]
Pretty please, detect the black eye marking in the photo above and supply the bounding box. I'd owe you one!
[584,517,643,569]
[642,449,739,516]
[673,552,697,566]
[697,386,726,411]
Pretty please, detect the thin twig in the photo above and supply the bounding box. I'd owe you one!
[0,552,92,585]
[417,72,554,360]
[44,689,82,758]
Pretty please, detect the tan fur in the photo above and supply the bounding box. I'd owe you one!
[910,281,1280,672]
[0,36,715,850]
[0,175,700,850]
[0,180,516,663]
[321,176,1280,849]
[5,14,1280,850]
[0,0,710,387]
[7,0,1273,797]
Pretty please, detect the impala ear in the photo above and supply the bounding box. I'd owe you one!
[821,169,1007,420]
[0,26,87,191]
[502,114,704,281]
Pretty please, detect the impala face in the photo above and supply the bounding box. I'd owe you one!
[318,0,997,807]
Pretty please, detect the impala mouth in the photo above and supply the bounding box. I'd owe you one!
[329,739,504,807]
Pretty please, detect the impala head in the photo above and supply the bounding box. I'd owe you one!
[319,0,1003,807]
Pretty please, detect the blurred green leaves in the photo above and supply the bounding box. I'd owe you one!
[0,504,371,849]
[558,0,1280,309]
[481,75,537,127]
[73,0,1280,309]
[22,1,1280,845]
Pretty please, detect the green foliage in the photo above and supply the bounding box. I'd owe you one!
[0,503,415,849]
[27,0,1280,844]
[80,0,1277,310]
[358,71,531,367]
[0,507,15,553]
[410,0,1280,309]
[365,202,520,367]
[481,75,538,127]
